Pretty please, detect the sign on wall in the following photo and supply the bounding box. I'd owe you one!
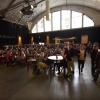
[81,35,88,44]
[55,39,60,44]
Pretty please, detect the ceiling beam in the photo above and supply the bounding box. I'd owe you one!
[18,14,24,23]
[0,0,45,21]
[3,0,45,12]
[0,0,17,16]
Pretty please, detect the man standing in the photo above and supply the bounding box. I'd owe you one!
[93,49,100,82]
[90,45,99,76]
[69,43,76,73]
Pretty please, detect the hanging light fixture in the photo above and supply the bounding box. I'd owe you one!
[45,0,50,21]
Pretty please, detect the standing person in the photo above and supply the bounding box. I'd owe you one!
[93,50,100,82]
[66,49,73,77]
[90,45,99,76]
[61,47,67,78]
[77,45,86,75]
[69,43,76,73]
[87,41,91,55]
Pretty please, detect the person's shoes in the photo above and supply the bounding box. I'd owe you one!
[71,71,74,74]
[65,75,69,78]
[51,68,54,71]
[92,73,95,77]
[69,74,72,77]
[57,72,60,75]
[81,68,83,72]
[92,79,97,83]
[66,74,72,78]
[79,70,80,75]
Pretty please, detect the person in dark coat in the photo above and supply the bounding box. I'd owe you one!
[69,43,76,73]
[90,45,99,76]
[93,51,100,82]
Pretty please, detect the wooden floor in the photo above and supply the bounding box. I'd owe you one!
[0,55,100,100]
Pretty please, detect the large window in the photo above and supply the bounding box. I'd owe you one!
[31,10,94,33]
[83,15,94,27]
[72,11,82,28]
[37,18,44,32]
[31,24,37,33]
[44,13,51,32]
[62,10,70,30]
[52,11,60,31]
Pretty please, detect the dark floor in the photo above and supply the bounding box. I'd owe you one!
[0,55,100,100]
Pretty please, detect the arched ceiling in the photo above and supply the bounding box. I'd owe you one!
[0,0,100,25]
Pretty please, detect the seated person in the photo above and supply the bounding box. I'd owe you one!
[6,51,15,66]
[35,56,50,74]
[37,62,48,70]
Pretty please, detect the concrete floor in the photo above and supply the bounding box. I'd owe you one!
[0,55,100,100]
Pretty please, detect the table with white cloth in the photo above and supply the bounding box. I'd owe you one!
[48,55,66,80]
[48,55,63,61]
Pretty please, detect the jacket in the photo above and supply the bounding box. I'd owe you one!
[96,52,100,68]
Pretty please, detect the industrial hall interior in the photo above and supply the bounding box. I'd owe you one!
[0,0,100,100]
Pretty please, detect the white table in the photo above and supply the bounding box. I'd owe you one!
[48,55,63,79]
[48,55,66,79]
[48,56,63,60]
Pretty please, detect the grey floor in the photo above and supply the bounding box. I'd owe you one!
[0,55,100,100]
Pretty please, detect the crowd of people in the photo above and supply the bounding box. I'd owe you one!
[0,42,100,82]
